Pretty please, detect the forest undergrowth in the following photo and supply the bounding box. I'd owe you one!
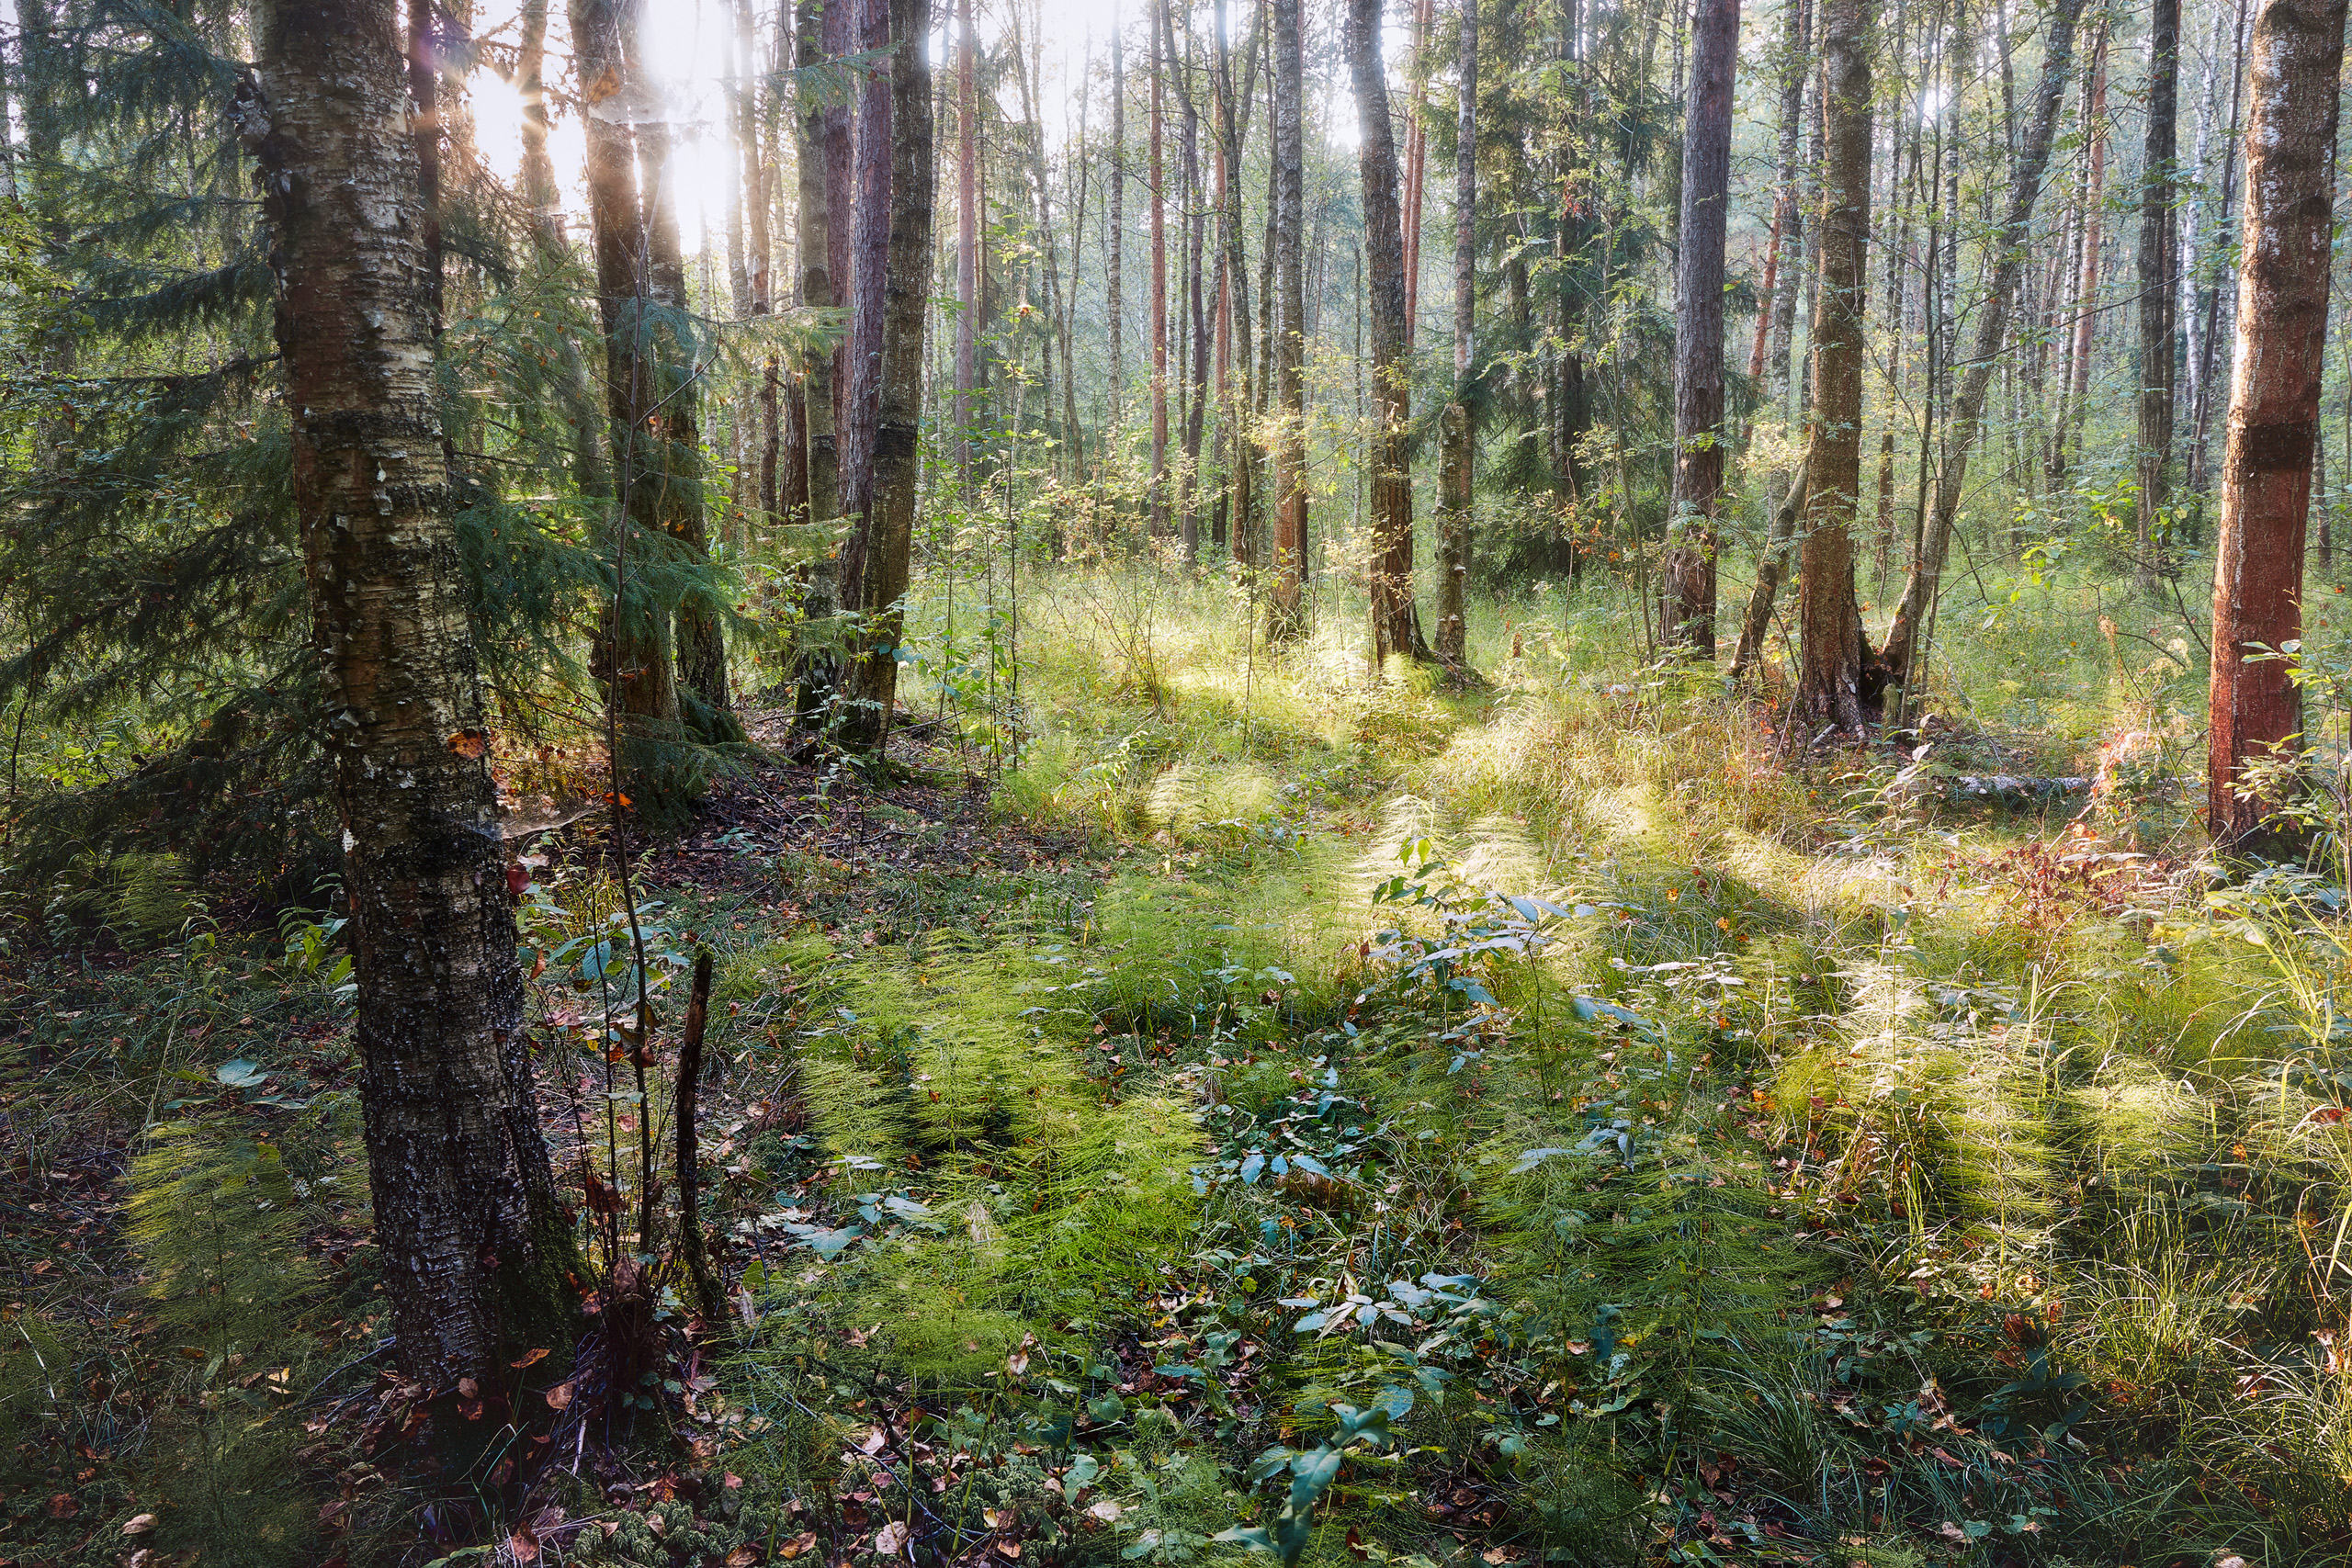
[9,569,2352,1568]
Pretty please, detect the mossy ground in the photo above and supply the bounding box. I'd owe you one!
[6,564,2352,1566]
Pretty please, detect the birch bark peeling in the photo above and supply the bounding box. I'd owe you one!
[249,0,576,1387]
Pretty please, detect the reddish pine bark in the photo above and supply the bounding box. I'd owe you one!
[1793,0,1872,730]
[2207,0,2346,849]
[1659,0,1740,658]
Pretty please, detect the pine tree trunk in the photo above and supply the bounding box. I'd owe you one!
[2208,0,2345,850]
[2134,0,2178,592]
[845,0,935,750]
[1267,0,1307,637]
[1876,0,2083,683]
[1659,0,1739,659]
[1792,0,1872,731]
[247,0,576,1388]
[1349,0,1429,669]
[1433,0,1476,667]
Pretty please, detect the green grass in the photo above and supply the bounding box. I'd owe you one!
[20,557,2352,1566]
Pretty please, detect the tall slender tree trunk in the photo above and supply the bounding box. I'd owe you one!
[1215,0,1261,568]
[1402,0,1435,352]
[1007,0,1079,485]
[955,0,978,476]
[835,0,893,615]
[516,0,607,495]
[792,0,844,721]
[570,0,695,809]
[1792,0,1872,730]
[404,0,443,331]
[845,0,936,749]
[1660,0,1739,658]
[1149,0,1172,536]
[1181,34,1211,561]
[2190,0,2250,499]
[1267,0,1307,637]
[1766,0,1810,424]
[1111,14,1126,425]
[635,111,730,724]
[1433,0,1476,666]
[2134,0,2178,591]
[246,0,574,1388]
[1877,0,2084,683]
[2049,26,2107,479]
[2208,0,2346,850]
[734,0,779,532]
[1349,0,1430,668]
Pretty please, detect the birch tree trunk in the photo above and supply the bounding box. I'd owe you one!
[1214,0,1260,567]
[2049,28,2107,479]
[1349,0,1430,668]
[2207,0,2346,850]
[1876,0,2084,683]
[1267,0,1307,638]
[954,0,978,476]
[247,0,576,1387]
[1658,0,1739,658]
[1150,0,1172,537]
[1433,0,1476,666]
[1111,16,1125,424]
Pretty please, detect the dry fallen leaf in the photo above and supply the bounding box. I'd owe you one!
[545,1381,575,1411]
[121,1513,158,1535]
[874,1519,912,1554]
[510,1348,551,1370]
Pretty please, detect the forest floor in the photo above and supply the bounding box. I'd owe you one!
[6,576,2350,1568]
